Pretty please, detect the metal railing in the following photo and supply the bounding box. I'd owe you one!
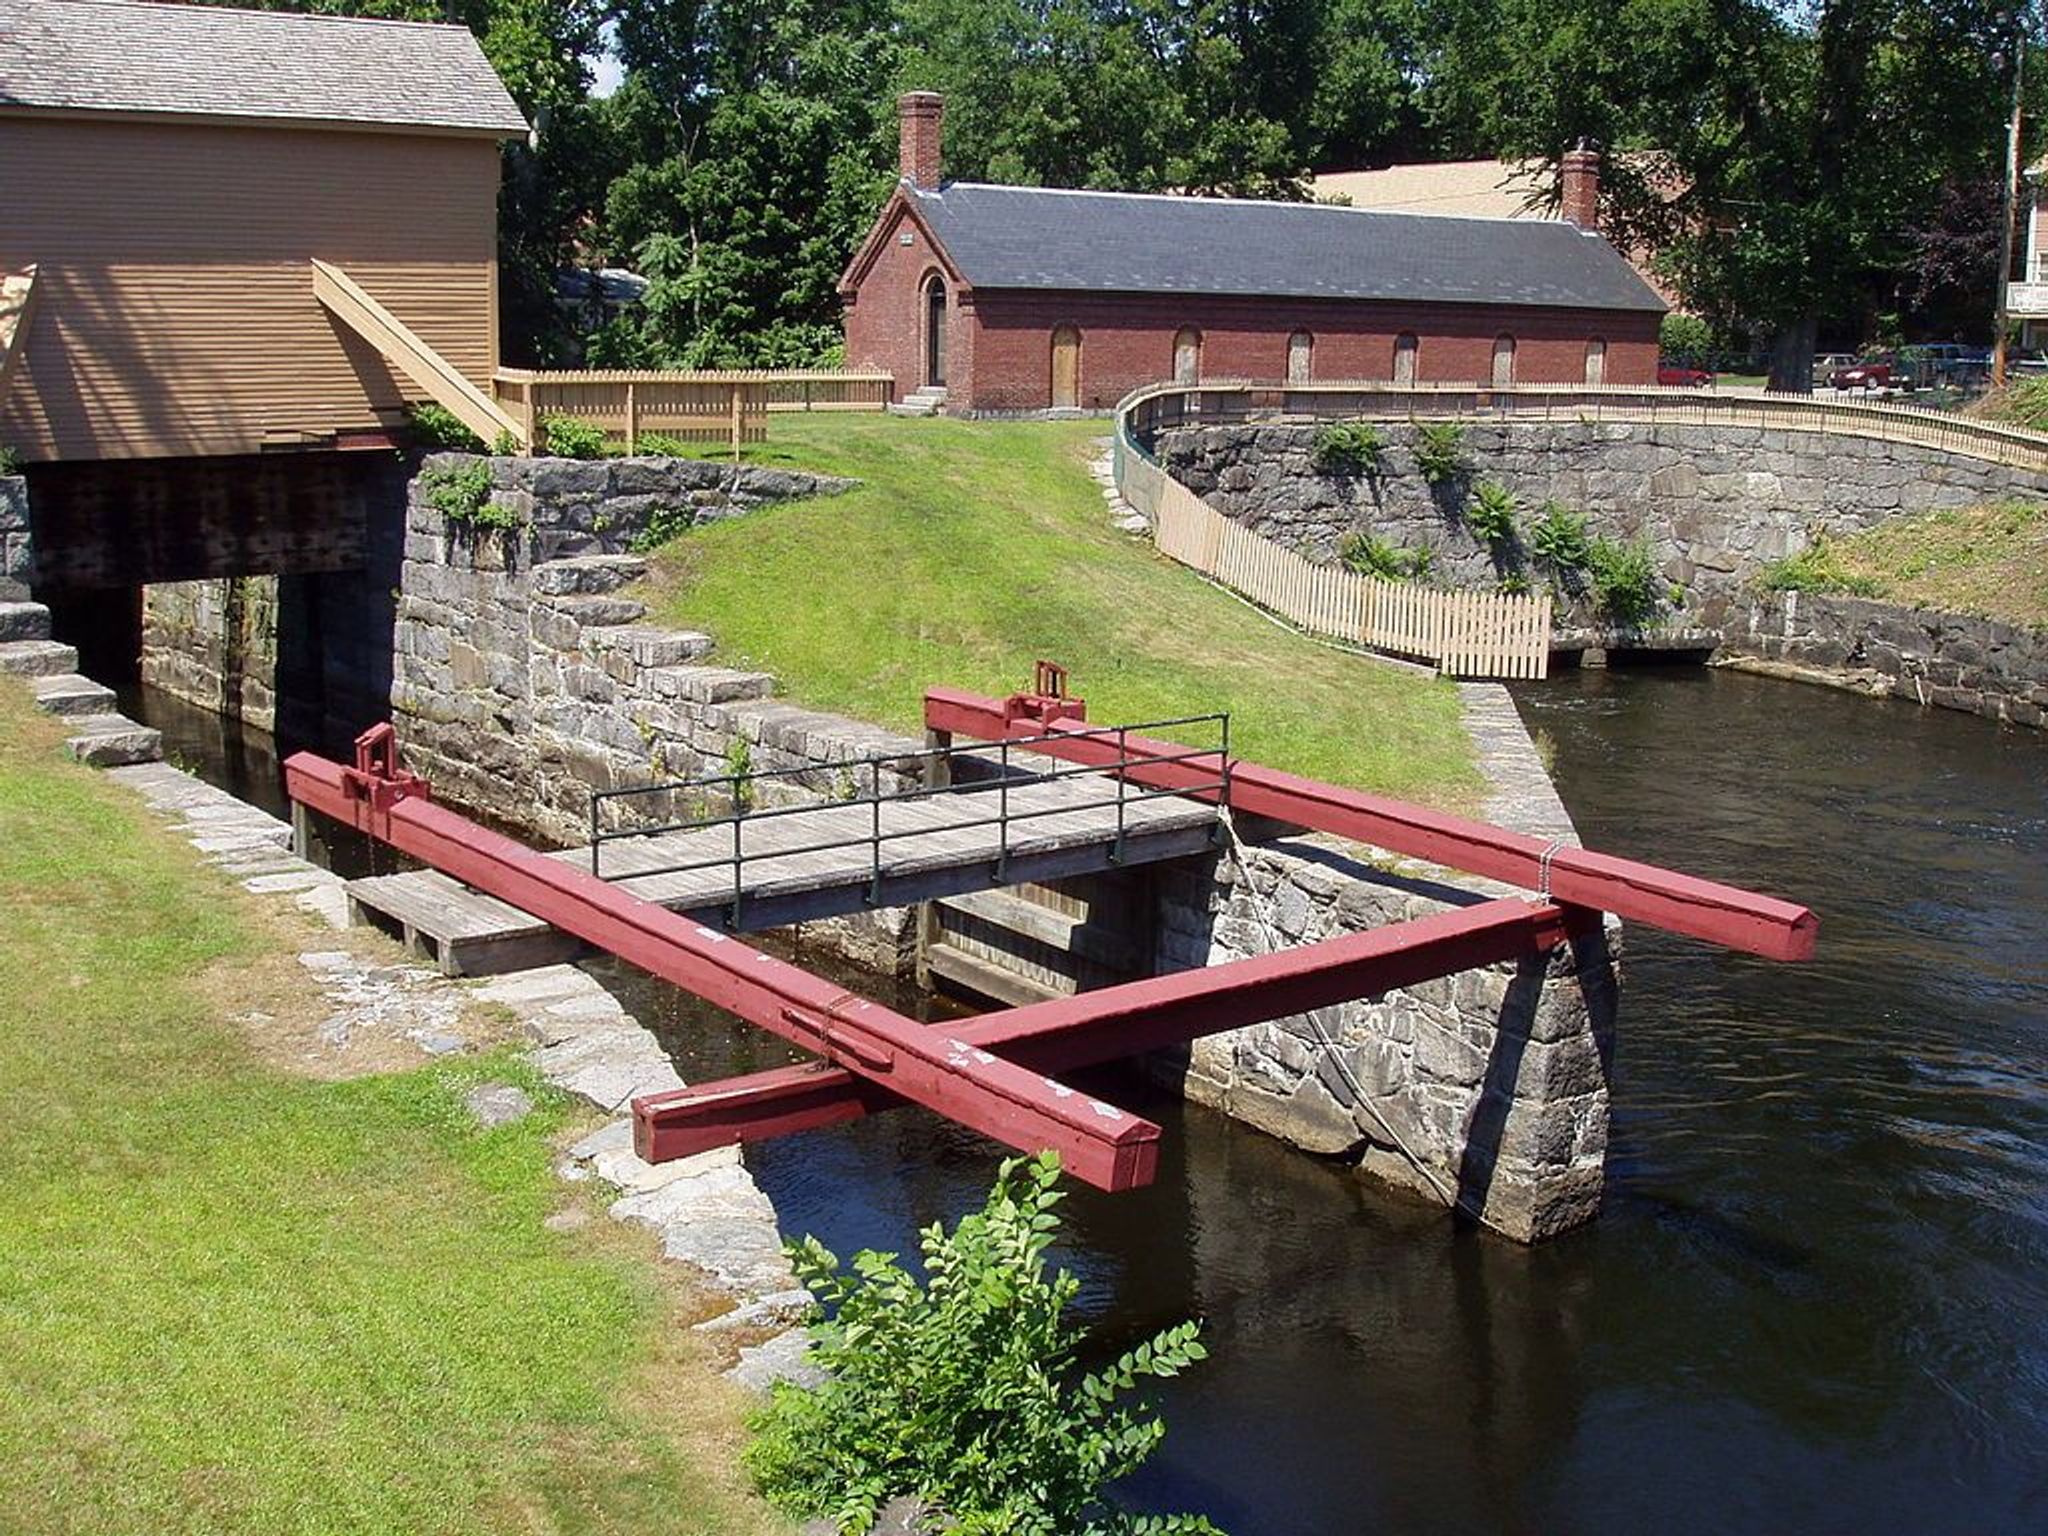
[1115,379,2048,475]
[585,713,1232,923]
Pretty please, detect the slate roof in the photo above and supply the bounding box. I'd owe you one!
[0,0,528,137]
[910,182,1665,313]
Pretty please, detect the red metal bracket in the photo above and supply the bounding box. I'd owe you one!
[341,722,429,813]
[1000,659,1088,727]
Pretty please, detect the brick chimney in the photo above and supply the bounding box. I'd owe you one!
[1560,141,1601,232]
[898,92,944,192]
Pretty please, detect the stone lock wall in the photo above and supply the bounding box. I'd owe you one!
[0,476,29,600]
[1148,688,1618,1242]
[1158,421,2048,631]
[1725,590,2048,729]
[391,453,933,970]
[141,577,281,730]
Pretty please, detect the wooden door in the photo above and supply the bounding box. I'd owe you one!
[925,276,947,388]
[1051,325,1081,408]
[1287,330,1313,384]
[1173,328,1201,384]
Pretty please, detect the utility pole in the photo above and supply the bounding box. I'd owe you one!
[1995,25,2027,389]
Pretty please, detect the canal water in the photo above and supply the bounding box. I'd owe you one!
[131,668,2048,1532]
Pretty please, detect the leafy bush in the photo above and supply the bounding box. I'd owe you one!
[1412,421,1467,485]
[1499,570,1532,596]
[724,734,754,813]
[1585,535,1663,626]
[421,461,519,530]
[0,443,18,475]
[1528,501,1591,578]
[629,504,697,554]
[1339,532,1433,583]
[1311,421,1384,475]
[1758,540,1885,597]
[1464,480,1520,546]
[540,413,607,460]
[1658,314,1716,367]
[630,431,698,459]
[405,401,485,453]
[746,1153,1220,1536]
[1982,376,2048,432]
[491,429,521,456]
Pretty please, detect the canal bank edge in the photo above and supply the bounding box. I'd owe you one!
[390,452,1618,1240]
[1721,589,2048,729]
[94,752,816,1392]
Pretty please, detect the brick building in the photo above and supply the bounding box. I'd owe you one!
[840,95,1666,413]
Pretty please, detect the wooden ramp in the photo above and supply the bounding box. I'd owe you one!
[346,770,1223,976]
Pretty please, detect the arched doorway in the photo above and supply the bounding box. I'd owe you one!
[1286,330,1313,384]
[1050,325,1082,409]
[1491,334,1517,388]
[924,274,947,389]
[1584,338,1607,386]
[1393,332,1419,385]
[1173,327,1201,384]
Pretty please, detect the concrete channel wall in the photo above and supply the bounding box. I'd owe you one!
[1158,420,2048,631]
[389,453,1616,1239]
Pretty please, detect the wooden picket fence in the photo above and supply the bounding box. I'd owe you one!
[494,368,894,459]
[1152,471,1550,678]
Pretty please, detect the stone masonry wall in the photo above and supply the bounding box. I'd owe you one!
[1724,590,2048,729]
[141,577,281,731]
[1147,686,1619,1243]
[1159,421,2048,631]
[391,453,929,970]
[1,476,30,601]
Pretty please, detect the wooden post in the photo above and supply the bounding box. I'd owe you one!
[913,727,954,989]
[626,381,639,455]
[730,383,743,462]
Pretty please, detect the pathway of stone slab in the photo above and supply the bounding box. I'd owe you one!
[104,759,815,1391]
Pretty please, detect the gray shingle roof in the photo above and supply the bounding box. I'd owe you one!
[0,0,528,136]
[912,183,1666,313]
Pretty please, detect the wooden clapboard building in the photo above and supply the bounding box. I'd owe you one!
[0,0,528,466]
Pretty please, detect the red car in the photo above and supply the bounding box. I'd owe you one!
[1830,359,1893,391]
[1657,361,1715,387]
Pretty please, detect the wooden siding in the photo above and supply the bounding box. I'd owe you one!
[0,114,501,462]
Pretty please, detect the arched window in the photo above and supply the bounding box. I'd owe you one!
[1491,334,1517,388]
[1286,330,1314,384]
[1392,332,1419,385]
[1050,324,1083,409]
[1173,327,1202,384]
[924,273,948,389]
[1584,338,1607,387]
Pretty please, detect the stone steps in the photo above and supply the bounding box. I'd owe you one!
[531,554,650,596]
[64,712,164,768]
[0,638,78,677]
[0,599,52,642]
[31,671,118,716]
[887,386,948,418]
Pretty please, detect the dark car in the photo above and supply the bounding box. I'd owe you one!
[1657,361,1715,387]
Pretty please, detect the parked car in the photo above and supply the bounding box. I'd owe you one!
[1830,355,1895,391]
[1812,352,1858,385]
[1658,360,1716,387]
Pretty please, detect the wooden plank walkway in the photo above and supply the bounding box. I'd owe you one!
[345,773,1223,976]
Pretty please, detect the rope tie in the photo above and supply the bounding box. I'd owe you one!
[1536,839,1566,901]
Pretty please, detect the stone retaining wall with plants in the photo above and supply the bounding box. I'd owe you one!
[0,476,29,600]
[1724,590,2048,729]
[1157,420,2048,632]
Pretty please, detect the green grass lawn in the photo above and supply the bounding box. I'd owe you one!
[648,415,1480,806]
[0,688,780,1536]
[1762,501,2048,629]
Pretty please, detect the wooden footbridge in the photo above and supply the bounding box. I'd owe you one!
[285,668,1816,1193]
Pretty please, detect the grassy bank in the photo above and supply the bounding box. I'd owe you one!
[646,415,1481,806]
[0,686,779,1535]
[1761,501,2048,629]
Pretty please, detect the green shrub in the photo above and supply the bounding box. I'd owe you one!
[491,428,522,456]
[1499,570,1532,596]
[1586,535,1663,626]
[0,443,18,475]
[1658,314,1716,368]
[630,431,698,459]
[1412,421,1467,485]
[746,1153,1219,1536]
[1984,376,2048,432]
[1464,480,1520,546]
[1311,421,1384,475]
[540,413,607,460]
[1758,540,1885,597]
[1339,532,1434,583]
[1528,501,1591,575]
[405,401,485,453]
[629,504,697,553]
[421,461,519,530]
[725,734,754,813]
